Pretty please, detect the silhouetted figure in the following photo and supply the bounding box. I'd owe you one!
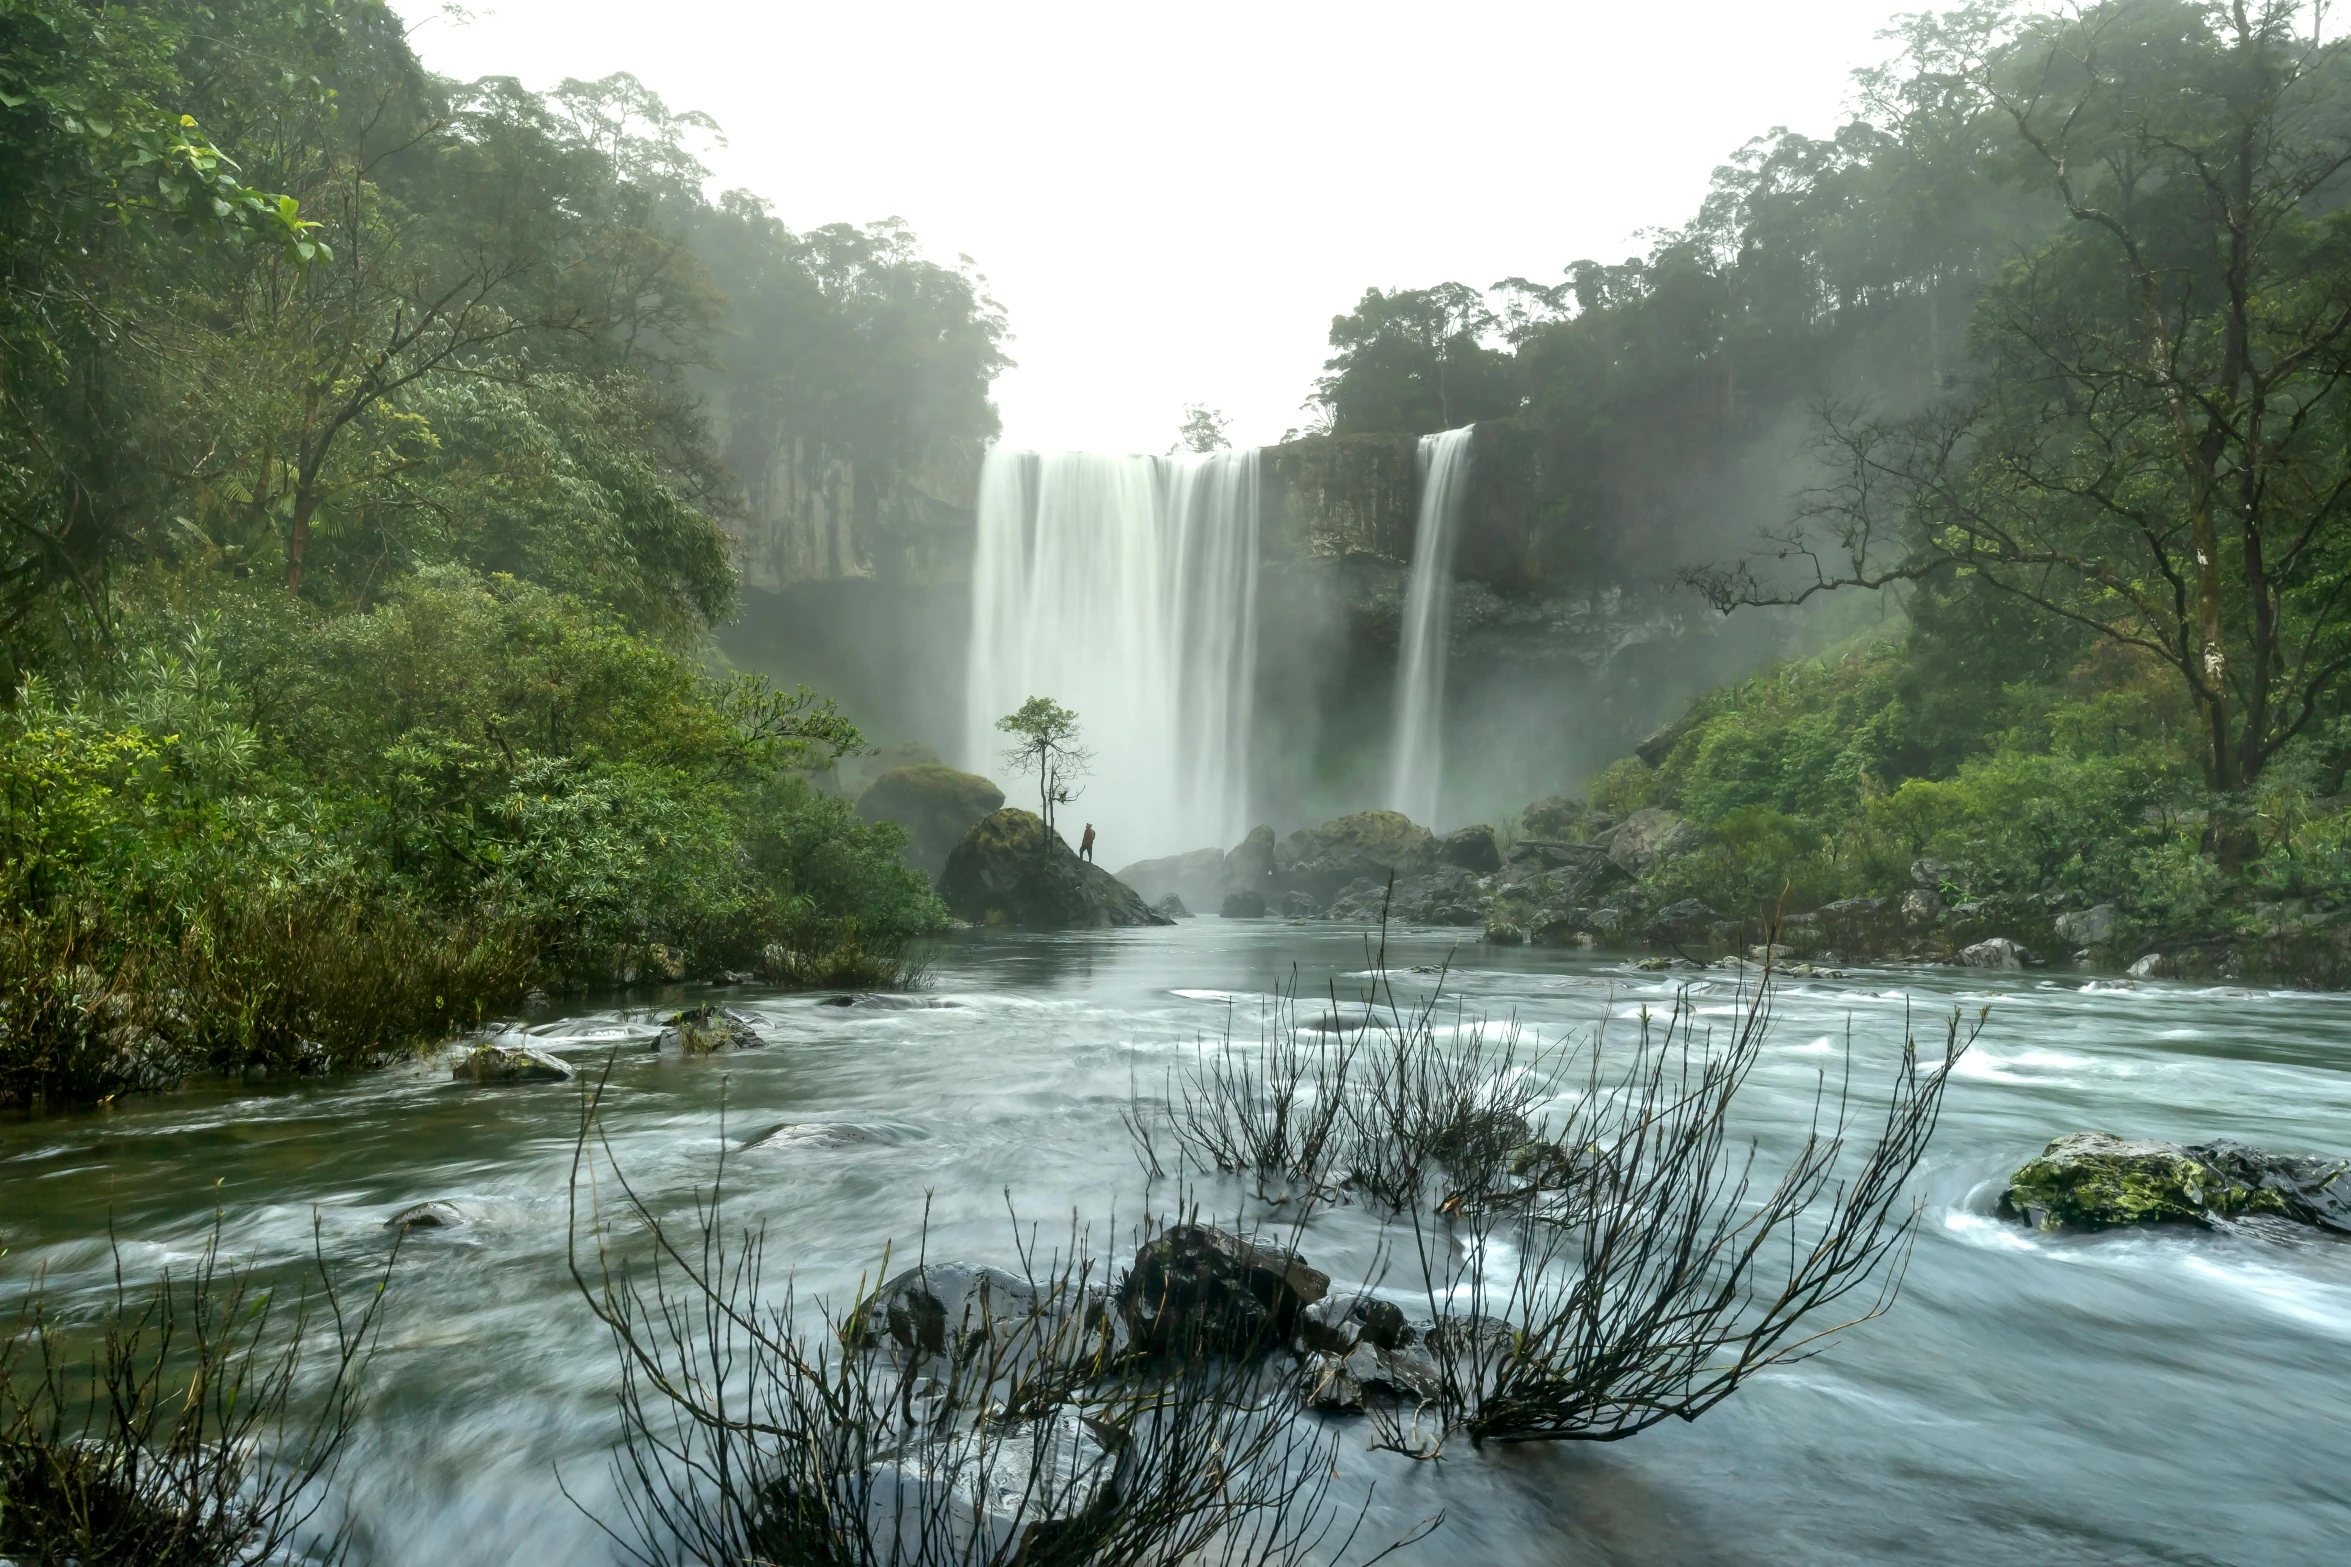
[1080,823,1097,862]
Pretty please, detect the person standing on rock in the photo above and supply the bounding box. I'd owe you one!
[1080,823,1097,862]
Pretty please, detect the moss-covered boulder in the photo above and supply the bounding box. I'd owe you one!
[1999,1131,2351,1232]
[855,764,1005,880]
[939,809,1174,929]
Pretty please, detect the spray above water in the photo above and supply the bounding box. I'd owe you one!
[1388,426,1475,828]
[964,448,1260,863]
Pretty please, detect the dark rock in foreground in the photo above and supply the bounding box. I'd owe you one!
[1438,824,1502,873]
[1118,1223,1329,1353]
[386,1201,465,1231]
[2000,1131,2351,1232]
[450,1042,571,1084]
[940,809,1174,929]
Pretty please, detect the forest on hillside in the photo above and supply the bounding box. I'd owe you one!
[1314,0,2351,979]
[0,0,1008,1104]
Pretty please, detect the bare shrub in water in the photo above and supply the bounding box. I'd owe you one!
[569,1074,1428,1567]
[1124,972,1363,1202]
[0,1218,390,1565]
[1370,975,1974,1454]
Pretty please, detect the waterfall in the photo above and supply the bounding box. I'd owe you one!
[964,448,1260,864]
[1387,426,1475,828]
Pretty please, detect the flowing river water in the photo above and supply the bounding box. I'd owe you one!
[5,923,2349,1565]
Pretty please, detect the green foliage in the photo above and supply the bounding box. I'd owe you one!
[995,695,1089,834]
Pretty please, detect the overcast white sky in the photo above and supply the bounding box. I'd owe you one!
[392,0,1911,452]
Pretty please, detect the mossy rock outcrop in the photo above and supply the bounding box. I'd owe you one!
[1273,810,1436,904]
[855,764,1005,880]
[940,809,1174,929]
[2000,1131,2351,1232]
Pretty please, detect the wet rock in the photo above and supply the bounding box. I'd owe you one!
[1999,1131,2351,1231]
[1957,937,2027,970]
[1438,824,1502,873]
[1118,1224,1329,1354]
[870,1404,1123,1561]
[1301,1341,1383,1412]
[854,764,1006,880]
[1483,918,1527,945]
[1301,1008,1378,1035]
[2181,1138,2351,1233]
[1300,1293,1409,1354]
[2129,951,2170,979]
[859,1262,1046,1358]
[1911,857,1949,889]
[450,1042,572,1084]
[655,1005,765,1054]
[1598,807,1699,875]
[940,809,1174,929]
[1220,889,1268,919]
[386,1201,465,1232]
[1151,892,1191,920]
[1280,889,1321,918]
[1272,810,1437,904]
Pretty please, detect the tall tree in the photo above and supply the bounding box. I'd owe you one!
[1695,0,2351,825]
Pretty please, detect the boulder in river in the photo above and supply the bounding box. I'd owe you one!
[1272,810,1436,904]
[939,809,1174,928]
[1957,937,2030,969]
[386,1201,465,1232]
[1151,892,1190,919]
[2000,1131,2351,1232]
[1117,1223,1329,1354]
[450,1042,571,1084]
[1220,889,1267,919]
[655,1004,765,1054]
[1438,824,1502,873]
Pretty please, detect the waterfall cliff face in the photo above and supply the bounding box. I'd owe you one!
[963,448,1260,863]
[1387,427,1475,828]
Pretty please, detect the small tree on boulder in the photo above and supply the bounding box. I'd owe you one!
[996,696,1090,839]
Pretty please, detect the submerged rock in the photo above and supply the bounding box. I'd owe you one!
[855,764,1006,881]
[869,1404,1123,1563]
[386,1201,465,1232]
[939,809,1174,929]
[2000,1131,2351,1232]
[1118,1223,1329,1354]
[655,1004,765,1054]
[450,1042,571,1085]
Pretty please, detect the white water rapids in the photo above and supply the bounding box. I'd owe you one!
[1387,427,1475,828]
[964,448,1260,863]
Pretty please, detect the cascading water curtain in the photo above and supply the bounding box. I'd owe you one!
[1387,426,1475,829]
[964,448,1260,863]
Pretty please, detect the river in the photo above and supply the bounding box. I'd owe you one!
[3,923,2347,1565]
